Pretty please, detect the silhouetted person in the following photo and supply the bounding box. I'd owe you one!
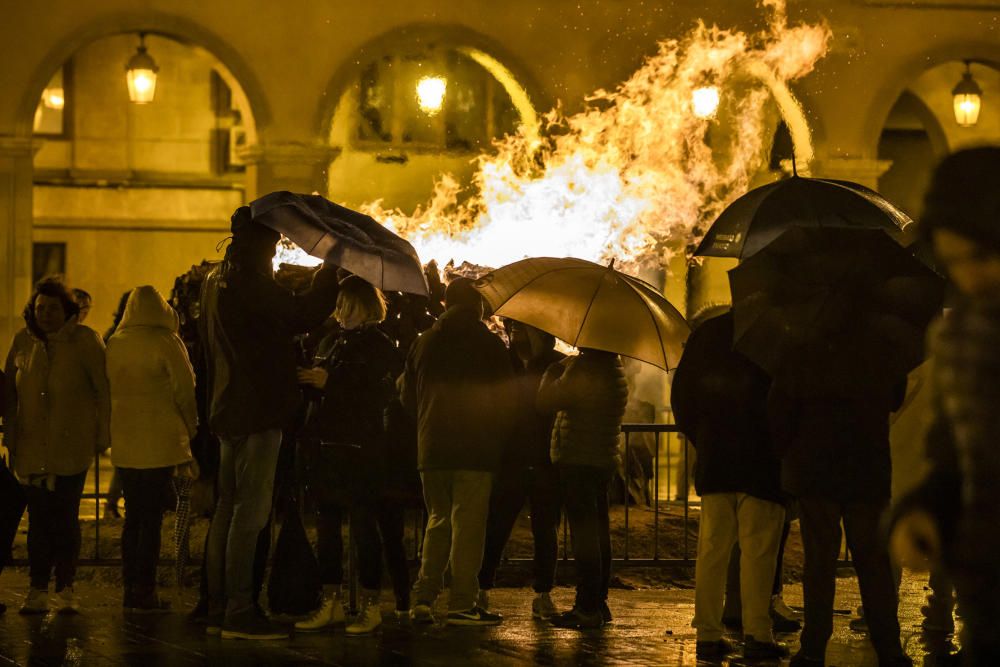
[891,146,1000,667]
[400,278,516,626]
[200,207,339,640]
[537,347,628,630]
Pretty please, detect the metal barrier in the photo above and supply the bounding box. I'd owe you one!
[10,423,695,568]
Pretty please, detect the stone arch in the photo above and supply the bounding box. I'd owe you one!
[861,39,1000,157]
[313,22,547,141]
[15,10,271,139]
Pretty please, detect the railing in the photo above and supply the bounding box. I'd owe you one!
[9,423,696,568]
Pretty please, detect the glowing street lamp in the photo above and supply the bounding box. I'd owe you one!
[952,61,982,128]
[416,76,447,115]
[126,33,159,104]
[42,88,65,110]
[692,85,721,119]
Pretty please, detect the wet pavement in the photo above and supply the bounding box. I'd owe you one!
[0,569,958,666]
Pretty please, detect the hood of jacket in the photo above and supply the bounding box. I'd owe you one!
[118,285,178,332]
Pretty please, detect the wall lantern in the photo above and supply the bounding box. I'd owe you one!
[692,86,721,119]
[952,60,982,128]
[416,76,447,115]
[126,33,159,104]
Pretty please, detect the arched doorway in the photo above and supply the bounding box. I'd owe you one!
[30,32,259,336]
[877,60,1000,220]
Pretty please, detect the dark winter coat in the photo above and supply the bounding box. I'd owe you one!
[502,346,566,471]
[200,261,340,438]
[398,305,517,472]
[537,350,628,471]
[671,312,783,504]
[769,368,906,503]
[305,325,399,449]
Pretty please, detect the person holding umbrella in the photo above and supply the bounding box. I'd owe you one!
[672,310,788,660]
[200,206,341,640]
[891,146,1000,667]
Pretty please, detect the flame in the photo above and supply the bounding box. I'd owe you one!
[273,236,323,270]
[360,1,830,272]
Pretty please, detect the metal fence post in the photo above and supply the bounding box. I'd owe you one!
[623,431,629,562]
[653,431,659,561]
[94,450,101,560]
[682,434,690,561]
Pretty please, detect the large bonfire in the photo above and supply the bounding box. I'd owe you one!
[357,0,830,272]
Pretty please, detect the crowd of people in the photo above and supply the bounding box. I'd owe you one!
[1,146,999,666]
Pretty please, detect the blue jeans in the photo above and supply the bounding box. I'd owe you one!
[206,429,282,616]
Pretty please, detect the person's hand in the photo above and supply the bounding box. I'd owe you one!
[890,510,940,571]
[297,366,329,389]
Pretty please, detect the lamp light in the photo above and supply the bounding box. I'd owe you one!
[126,33,159,104]
[952,60,982,128]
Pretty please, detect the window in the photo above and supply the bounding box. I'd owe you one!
[357,47,520,152]
[34,65,70,138]
[33,243,67,285]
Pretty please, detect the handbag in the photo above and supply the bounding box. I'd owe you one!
[266,495,323,615]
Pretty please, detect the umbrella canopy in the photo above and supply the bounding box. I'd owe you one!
[249,191,429,296]
[473,257,689,371]
[695,176,912,260]
[729,226,945,396]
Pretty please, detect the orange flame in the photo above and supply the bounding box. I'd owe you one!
[361,1,830,272]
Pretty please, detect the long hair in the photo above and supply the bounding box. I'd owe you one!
[23,276,80,340]
[335,276,387,326]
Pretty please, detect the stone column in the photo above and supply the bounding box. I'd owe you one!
[237,141,341,199]
[809,157,893,190]
[0,136,41,348]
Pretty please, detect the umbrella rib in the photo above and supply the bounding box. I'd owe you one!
[637,284,671,370]
[573,269,611,347]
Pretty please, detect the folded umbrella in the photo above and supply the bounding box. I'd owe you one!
[729,227,945,396]
[249,191,429,296]
[696,176,912,260]
[473,257,689,371]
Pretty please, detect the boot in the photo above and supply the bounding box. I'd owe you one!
[19,588,49,615]
[294,589,346,632]
[346,590,382,635]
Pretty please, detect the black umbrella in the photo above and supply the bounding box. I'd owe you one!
[729,227,945,396]
[696,176,912,260]
[249,191,429,296]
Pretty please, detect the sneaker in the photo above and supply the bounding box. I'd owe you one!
[19,589,48,615]
[294,596,346,632]
[695,638,734,658]
[532,593,557,620]
[129,593,171,614]
[221,609,289,640]
[477,589,490,610]
[744,637,790,660]
[789,652,825,667]
[549,607,603,630]
[446,606,503,626]
[772,594,802,620]
[410,602,434,625]
[55,586,79,615]
[346,595,382,636]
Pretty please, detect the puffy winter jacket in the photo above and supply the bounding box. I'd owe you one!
[537,350,628,470]
[106,285,197,469]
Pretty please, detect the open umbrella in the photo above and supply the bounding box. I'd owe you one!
[473,257,689,371]
[729,227,945,395]
[249,191,429,296]
[695,176,912,260]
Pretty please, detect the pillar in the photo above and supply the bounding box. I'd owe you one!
[0,136,41,348]
[237,141,342,199]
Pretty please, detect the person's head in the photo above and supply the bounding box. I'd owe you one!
[334,276,387,330]
[227,206,280,274]
[72,288,92,323]
[444,277,484,319]
[509,320,555,363]
[920,146,1000,298]
[24,277,79,338]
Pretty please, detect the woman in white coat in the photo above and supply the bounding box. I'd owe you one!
[106,285,197,612]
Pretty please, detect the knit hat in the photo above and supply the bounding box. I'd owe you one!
[920,146,1000,253]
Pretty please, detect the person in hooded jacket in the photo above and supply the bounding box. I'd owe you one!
[199,207,340,640]
[3,277,110,615]
[294,276,405,635]
[106,285,198,613]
